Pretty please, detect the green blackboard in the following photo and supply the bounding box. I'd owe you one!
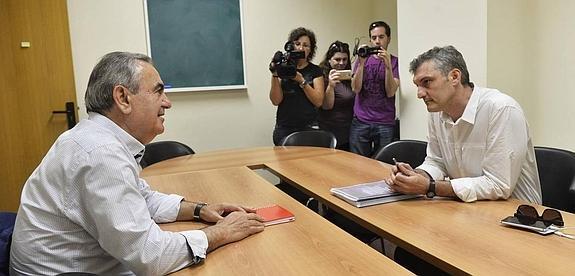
[145,0,246,92]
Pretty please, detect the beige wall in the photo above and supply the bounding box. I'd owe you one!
[397,0,488,140]
[396,0,575,151]
[67,0,397,151]
[487,0,575,151]
[67,0,575,152]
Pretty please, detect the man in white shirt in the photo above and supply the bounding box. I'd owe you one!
[10,52,265,275]
[389,45,542,204]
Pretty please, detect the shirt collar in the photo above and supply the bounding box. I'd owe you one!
[440,86,479,125]
[87,112,145,159]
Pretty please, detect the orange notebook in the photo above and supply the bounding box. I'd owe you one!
[256,205,295,226]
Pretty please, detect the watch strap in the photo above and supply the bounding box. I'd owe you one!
[193,203,207,221]
[426,179,436,198]
[299,79,308,88]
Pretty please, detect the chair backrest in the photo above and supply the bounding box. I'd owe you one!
[372,139,428,167]
[0,212,17,276]
[140,141,195,168]
[56,273,98,276]
[280,130,337,149]
[534,146,575,213]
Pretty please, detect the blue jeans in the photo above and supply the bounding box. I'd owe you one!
[349,118,395,157]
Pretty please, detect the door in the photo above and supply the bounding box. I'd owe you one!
[0,0,77,211]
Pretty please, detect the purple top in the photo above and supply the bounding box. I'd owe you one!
[353,54,399,125]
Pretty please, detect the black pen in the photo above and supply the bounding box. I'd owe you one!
[392,158,404,175]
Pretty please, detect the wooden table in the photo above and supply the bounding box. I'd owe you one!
[141,146,339,176]
[264,150,575,275]
[143,165,410,275]
[143,146,575,275]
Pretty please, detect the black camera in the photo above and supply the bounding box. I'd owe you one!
[269,41,305,79]
[355,45,380,58]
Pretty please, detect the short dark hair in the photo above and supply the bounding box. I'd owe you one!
[288,27,317,61]
[369,21,391,37]
[85,52,152,114]
[409,45,472,87]
[319,40,351,76]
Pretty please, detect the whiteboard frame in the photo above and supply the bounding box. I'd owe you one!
[143,0,248,92]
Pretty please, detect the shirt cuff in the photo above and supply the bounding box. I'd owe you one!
[450,178,477,202]
[416,163,444,181]
[181,230,208,263]
[154,194,185,223]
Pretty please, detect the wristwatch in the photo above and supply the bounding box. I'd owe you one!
[426,179,436,198]
[299,79,309,88]
[193,202,207,221]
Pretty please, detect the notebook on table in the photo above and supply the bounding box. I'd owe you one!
[256,205,295,226]
[330,180,420,208]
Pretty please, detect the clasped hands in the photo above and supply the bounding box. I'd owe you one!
[388,161,430,195]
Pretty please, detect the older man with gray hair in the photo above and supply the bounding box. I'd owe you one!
[10,52,264,275]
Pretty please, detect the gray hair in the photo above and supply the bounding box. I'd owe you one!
[85,52,152,114]
[409,45,472,87]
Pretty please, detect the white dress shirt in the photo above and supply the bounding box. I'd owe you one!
[10,113,208,276]
[418,87,542,203]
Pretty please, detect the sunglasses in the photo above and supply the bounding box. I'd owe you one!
[330,42,349,52]
[514,204,564,227]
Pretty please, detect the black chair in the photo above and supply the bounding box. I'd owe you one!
[372,140,428,250]
[534,146,575,213]
[1,212,17,276]
[140,141,195,168]
[57,273,98,276]
[280,130,337,148]
[372,139,428,166]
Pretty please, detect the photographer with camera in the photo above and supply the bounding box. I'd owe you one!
[350,20,400,157]
[318,40,354,151]
[269,27,324,146]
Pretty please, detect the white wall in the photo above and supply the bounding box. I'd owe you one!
[67,0,397,152]
[67,0,575,152]
[396,0,575,151]
[487,0,575,151]
[532,1,575,151]
[397,0,487,141]
[486,0,537,145]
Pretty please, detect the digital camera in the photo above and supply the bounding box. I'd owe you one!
[269,41,306,79]
[355,45,380,58]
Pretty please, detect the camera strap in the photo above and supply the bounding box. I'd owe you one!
[352,37,360,57]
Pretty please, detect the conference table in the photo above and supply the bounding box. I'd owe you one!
[142,147,409,275]
[143,146,575,275]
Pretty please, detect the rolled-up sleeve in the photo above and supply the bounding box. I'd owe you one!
[449,106,528,202]
[72,147,208,275]
[419,104,528,202]
[137,178,185,223]
[181,230,208,262]
[417,114,447,181]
